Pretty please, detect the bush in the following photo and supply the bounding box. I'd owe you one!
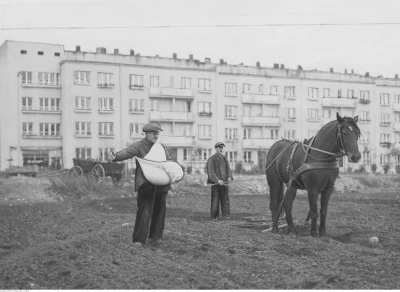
[357,164,365,173]
[371,164,377,173]
[186,165,192,174]
[383,163,390,174]
[396,164,400,174]
[235,161,243,174]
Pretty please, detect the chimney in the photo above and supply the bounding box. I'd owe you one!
[76,45,81,52]
[395,74,399,79]
[297,65,303,70]
[280,64,285,69]
[114,48,119,55]
[330,68,334,73]
[189,54,193,60]
[345,69,347,74]
[273,63,279,69]
[96,47,106,54]
[205,57,211,63]
[130,49,135,56]
[256,61,260,68]
[365,72,370,77]
[220,59,224,64]
[173,53,177,59]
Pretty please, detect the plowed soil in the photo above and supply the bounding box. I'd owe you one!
[0,175,399,289]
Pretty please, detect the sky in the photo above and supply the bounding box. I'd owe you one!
[1,0,400,78]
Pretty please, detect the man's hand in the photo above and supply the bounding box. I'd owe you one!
[108,151,116,162]
[218,180,224,185]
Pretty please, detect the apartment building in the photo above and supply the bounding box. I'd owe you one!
[1,40,400,173]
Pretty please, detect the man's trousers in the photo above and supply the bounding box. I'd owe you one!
[210,185,230,218]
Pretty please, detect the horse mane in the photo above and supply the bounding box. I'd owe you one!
[313,116,361,141]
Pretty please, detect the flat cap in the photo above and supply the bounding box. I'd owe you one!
[214,142,226,148]
[142,123,163,132]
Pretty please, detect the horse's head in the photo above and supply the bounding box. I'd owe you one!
[336,112,361,163]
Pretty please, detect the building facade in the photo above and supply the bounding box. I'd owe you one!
[1,40,400,173]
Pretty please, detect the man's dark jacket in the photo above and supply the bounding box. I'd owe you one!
[206,153,233,184]
[113,138,171,191]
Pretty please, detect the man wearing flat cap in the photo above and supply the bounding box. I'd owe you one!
[206,142,233,219]
[109,122,172,246]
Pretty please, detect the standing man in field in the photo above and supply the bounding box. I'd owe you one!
[206,142,233,220]
[109,123,172,246]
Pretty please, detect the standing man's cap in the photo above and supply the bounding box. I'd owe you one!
[214,142,226,148]
[143,123,163,132]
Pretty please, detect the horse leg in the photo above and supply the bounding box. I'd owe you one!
[319,185,334,237]
[283,186,297,234]
[307,189,319,237]
[267,173,283,233]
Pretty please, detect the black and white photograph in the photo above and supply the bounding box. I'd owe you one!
[0,0,399,289]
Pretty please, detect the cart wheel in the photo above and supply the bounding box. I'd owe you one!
[69,166,83,177]
[112,164,127,188]
[92,164,105,184]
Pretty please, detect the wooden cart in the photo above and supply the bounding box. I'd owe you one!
[69,158,127,188]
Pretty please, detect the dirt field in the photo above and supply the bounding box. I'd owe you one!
[0,174,399,289]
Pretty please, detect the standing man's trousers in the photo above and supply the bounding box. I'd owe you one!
[210,185,230,218]
[132,183,168,244]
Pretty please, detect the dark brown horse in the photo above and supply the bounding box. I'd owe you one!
[266,113,361,236]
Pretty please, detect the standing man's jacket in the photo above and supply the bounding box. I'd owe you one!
[207,153,233,184]
[113,138,172,191]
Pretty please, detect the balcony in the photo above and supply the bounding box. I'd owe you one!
[98,109,114,114]
[22,106,61,114]
[98,133,115,138]
[149,111,194,122]
[321,97,357,108]
[158,136,196,147]
[359,118,371,124]
[307,117,320,122]
[242,138,278,149]
[393,103,400,112]
[242,116,281,126]
[285,117,296,122]
[75,108,92,113]
[394,122,400,132]
[22,134,61,139]
[98,83,114,88]
[129,108,146,114]
[130,85,145,90]
[21,82,60,88]
[380,121,391,127]
[75,133,92,138]
[198,111,212,117]
[359,140,370,145]
[149,87,193,99]
[241,93,280,105]
[359,99,371,105]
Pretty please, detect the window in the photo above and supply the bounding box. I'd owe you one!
[54,52,60,57]
[38,72,60,86]
[270,85,278,95]
[200,149,212,161]
[130,74,144,88]
[360,131,370,143]
[243,128,252,139]
[129,99,144,112]
[38,51,44,55]
[394,94,400,104]
[284,86,295,98]
[338,90,342,98]
[22,122,33,135]
[243,151,252,163]
[39,98,60,111]
[198,78,211,91]
[150,76,159,87]
[395,132,400,143]
[360,91,370,101]
[308,87,319,98]
[198,102,211,115]
[225,105,238,118]
[98,122,114,136]
[151,100,160,112]
[259,84,264,93]
[395,114,400,123]
[285,129,296,140]
[75,96,91,110]
[74,71,90,85]
[99,148,114,162]
[225,151,238,163]
[198,125,211,137]
[98,97,114,111]
[362,151,371,165]
[39,123,60,136]
[225,128,238,139]
[76,148,91,159]
[181,77,191,89]
[225,83,237,95]
[322,109,331,118]
[380,154,390,165]
[360,111,370,121]
[308,108,319,118]
[20,50,27,54]
[380,93,390,105]
[288,108,296,120]
[21,71,32,84]
[308,130,318,137]
[75,122,91,135]
[130,123,145,136]
[380,133,390,143]
[323,88,330,98]
[98,73,113,86]
[183,148,191,161]
[183,125,192,136]
[347,89,355,98]
[267,129,279,139]
[243,83,251,93]
[381,114,390,124]
[22,97,33,110]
